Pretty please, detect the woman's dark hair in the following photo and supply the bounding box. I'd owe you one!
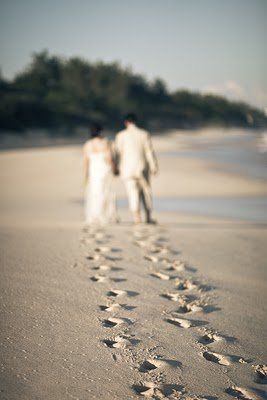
[90,122,102,138]
[124,113,137,123]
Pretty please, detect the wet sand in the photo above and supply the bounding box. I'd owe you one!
[0,130,266,399]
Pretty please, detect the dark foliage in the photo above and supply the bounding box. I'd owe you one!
[0,50,266,132]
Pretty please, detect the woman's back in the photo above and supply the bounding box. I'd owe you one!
[84,135,115,224]
[84,137,112,179]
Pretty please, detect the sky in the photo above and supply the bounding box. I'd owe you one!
[0,0,266,110]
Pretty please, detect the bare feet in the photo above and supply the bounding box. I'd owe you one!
[145,211,157,224]
[134,211,142,224]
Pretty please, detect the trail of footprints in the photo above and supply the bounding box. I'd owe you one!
[79,225,266,399]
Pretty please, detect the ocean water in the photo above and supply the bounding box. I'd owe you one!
[160,131,267,180]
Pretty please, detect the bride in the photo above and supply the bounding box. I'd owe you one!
[83,123,116,224]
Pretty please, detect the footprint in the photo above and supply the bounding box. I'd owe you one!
[150,246,170,255]
[99,303,136,312]
[102,317,132,328]
[110,277,127,283]
[92,265,124,272]
[176,302,203,314]
[166,260,197,273]
[105,256,123,262]
[226,386,262,399]
[139,358,181,372]
[198,330,223,345]
[99,303,122,312]
[94,246,111,253]
[161,292,183,302]
[134,240,147,248]
[165,317,192,329]
[92,264,112,271]
[106,289,139,298]
[102,336,131,348]
[202,351,230,366]
[139,360,158,372]
[253,364,267,384]
[90,275,108,283]
[86,254,102,261]
[175,278,197,291]
[166,264,186,272]
[106,289,126,297]
[132,382,157,397]
[144,255,159,263]
[150,271,171,280]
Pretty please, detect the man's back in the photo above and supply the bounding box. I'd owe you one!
[115,124,157,179]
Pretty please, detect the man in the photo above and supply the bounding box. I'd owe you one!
[115,113,158,224]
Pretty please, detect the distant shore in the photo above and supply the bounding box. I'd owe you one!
[1,126,266,151]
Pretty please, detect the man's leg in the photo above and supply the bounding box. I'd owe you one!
[139,177,155,224]
[124,178,141,223]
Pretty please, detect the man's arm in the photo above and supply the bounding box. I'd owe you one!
[144,132,158,174]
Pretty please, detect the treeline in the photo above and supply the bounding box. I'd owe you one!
[0,50,266,133]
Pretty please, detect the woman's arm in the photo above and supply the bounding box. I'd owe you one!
[83,143,89,185]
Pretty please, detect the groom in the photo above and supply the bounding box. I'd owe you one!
[115,113,158,224]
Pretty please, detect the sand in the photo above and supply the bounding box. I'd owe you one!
[0,129,266,399]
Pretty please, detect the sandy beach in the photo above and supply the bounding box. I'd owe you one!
[0,129,266,399]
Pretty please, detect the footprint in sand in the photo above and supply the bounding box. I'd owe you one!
[110,277,127,283]
[132,382,184,398]
[102,335,132,348]
[132,382,157,397]
[106,289,139,298]
[90,274,108,283]
[86,254,103,261]
[175,278,197,291]
[94,246,111,253]
[101,317,132,328]
[198,330,223,345]
[175,301,203,314]
[253,364,267,384]
[99,303,136,312]
[92,265,124,272]
[161,292,183,302]
[202,350,230,366]
[106,289,126,297]
[139,358,181,373]
[226,386,262,400]
[165,317,192,329]
[133,240,148,248]
[99,303,122,312]
[165,260,197,273]
[144,255,159,263]
[150,271,172,280]
[150,246,170,255]
[105,256,123,262]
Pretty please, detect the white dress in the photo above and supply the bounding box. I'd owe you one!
[85,150,115,224]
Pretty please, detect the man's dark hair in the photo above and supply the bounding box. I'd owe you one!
[124,113,137,124]
[90,122,102,138]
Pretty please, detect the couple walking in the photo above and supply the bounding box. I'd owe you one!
[83,113,158,225]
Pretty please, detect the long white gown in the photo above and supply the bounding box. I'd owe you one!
[85,150,115,224]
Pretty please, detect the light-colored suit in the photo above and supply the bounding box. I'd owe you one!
[115,124,158,212]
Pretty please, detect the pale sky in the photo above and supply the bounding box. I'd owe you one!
[1,0,266,109]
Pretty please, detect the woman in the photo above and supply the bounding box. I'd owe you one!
[83,123,116,224]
